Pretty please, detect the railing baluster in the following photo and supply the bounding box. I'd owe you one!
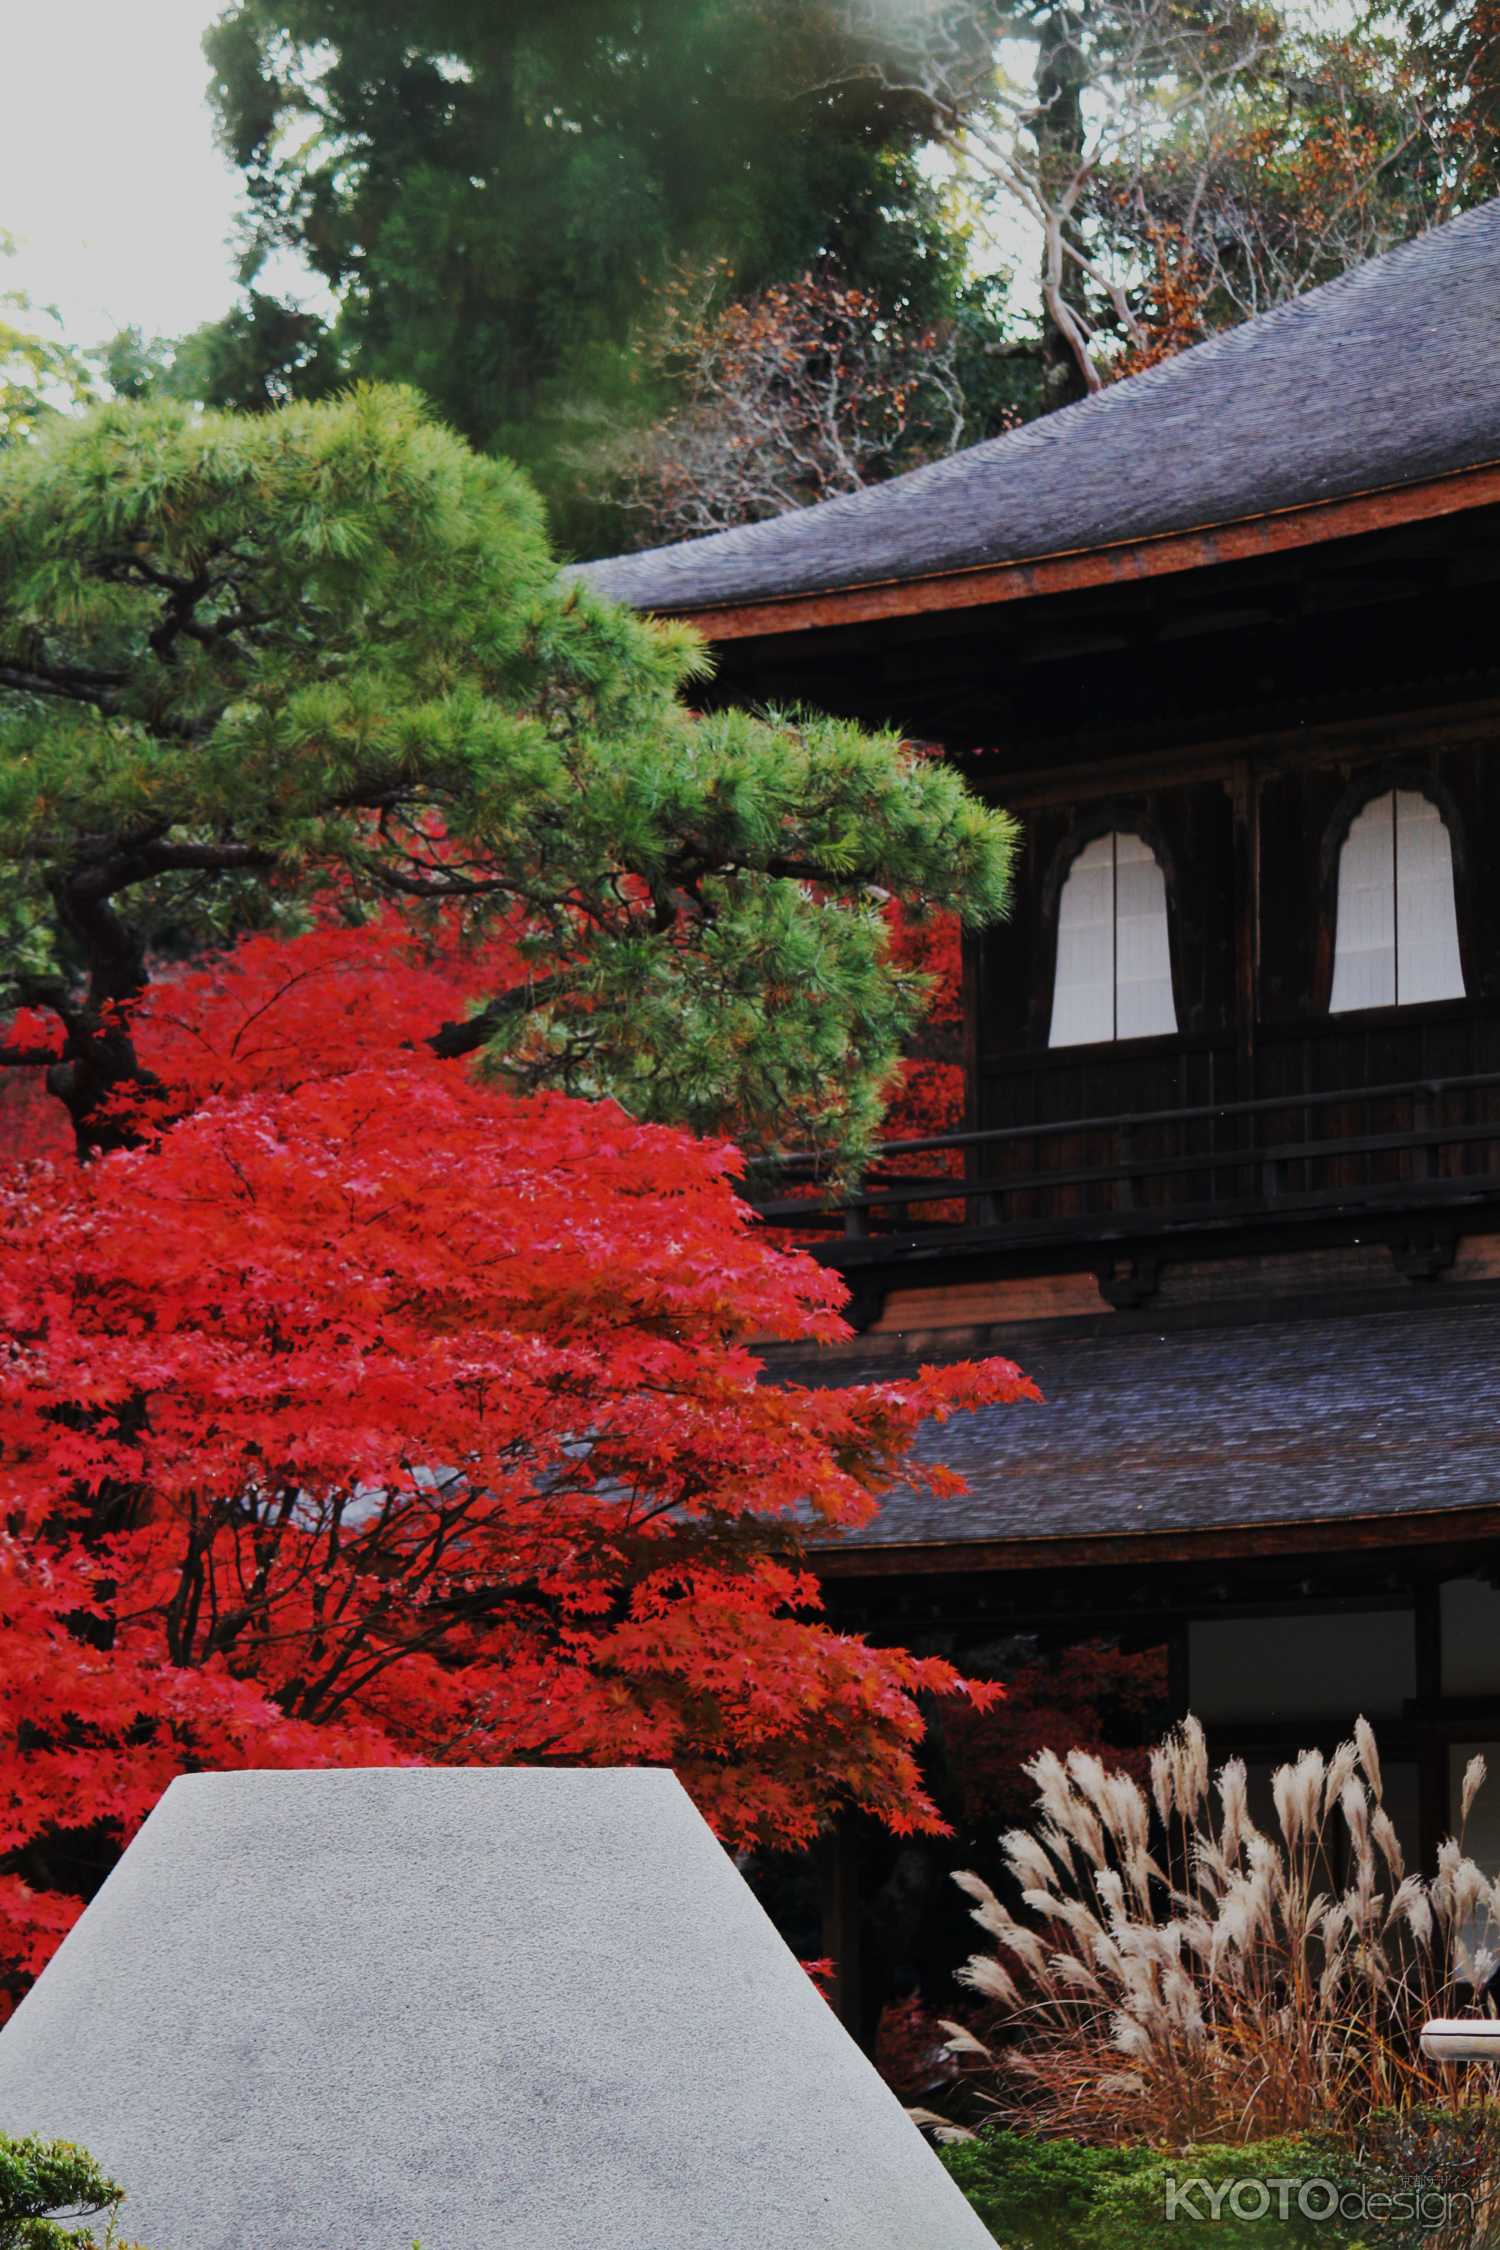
[1114,1125,1138,1211]
[1413,1087,1436,1182]
[750,1066,1500,1239]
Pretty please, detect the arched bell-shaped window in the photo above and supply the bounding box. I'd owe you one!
[1048,831,1177,1048]
[1329,789,1465,1013]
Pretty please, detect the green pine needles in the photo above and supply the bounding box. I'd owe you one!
[0,2133,144,2249]
[0,383,1016,1163]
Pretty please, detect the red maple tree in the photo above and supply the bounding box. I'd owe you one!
[884,902,965,1147]
[0,915,1037,2004]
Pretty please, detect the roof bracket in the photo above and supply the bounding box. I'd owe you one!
[1096,1253,1163,1311]
[839,1273,889,1333]
[1391,1225,1458,1283]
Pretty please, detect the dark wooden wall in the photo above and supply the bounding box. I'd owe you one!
[967,734,1500,1220]
[700,499,1500,1231]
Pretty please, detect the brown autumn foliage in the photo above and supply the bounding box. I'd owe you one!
[613,262,970,539]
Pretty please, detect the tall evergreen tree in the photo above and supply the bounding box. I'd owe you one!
[197,0,979,548]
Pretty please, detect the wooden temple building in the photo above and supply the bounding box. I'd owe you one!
[578,202,1500,2028]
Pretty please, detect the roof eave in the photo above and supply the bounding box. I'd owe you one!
[809,1495,1500,1578]
[645,455,1500,643]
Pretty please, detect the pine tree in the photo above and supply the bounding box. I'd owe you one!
[0,384,1016,1162]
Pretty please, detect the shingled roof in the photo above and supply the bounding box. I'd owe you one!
[788,1300,1500,1559]
[575,202,1500,620]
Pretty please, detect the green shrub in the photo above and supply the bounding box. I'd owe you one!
[942,2130,1363,2248]
[0,2133,144,2249]
[940,2131,1159,2246]
[943,2120,1500,2248]
[1351,2107,1500,2247]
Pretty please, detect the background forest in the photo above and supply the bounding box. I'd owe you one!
[8,0,1499,554]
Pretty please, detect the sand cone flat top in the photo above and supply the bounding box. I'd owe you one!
[0,1767,990,2250]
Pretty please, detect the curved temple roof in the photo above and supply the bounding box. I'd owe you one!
[787,1300,1500,1563]
[574,201,1500,625]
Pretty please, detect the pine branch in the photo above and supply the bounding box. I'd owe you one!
[0,661,127,714]
[427,978,570,1060]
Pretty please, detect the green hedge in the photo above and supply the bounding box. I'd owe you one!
[940,2132,1355,2248]
[940,2118,1500,2248]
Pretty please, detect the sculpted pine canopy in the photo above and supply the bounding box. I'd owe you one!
[0,385,1014,1164]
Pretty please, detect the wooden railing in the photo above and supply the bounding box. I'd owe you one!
[754,1070,1500,1248]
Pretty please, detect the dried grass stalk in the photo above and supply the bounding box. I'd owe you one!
[950,1716,1500,2147]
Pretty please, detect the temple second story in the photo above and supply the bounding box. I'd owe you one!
[579,202,1500,1340]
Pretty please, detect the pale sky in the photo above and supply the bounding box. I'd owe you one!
[0,0,1033,356]
[0,0,291,348]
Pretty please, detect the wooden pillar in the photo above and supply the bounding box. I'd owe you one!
[1229,756,1260,1104]
[960,924,985,1228]
[1414,1578,1449,1870]
[818,1818,865,2045]
[1167,1617,1191,1724]
[961,925,982,1140]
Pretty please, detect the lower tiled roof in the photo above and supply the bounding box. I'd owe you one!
[783,1300,1500,1552]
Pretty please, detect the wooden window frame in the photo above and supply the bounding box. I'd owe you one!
[1317,765,1471,1018]
[1039,808,1184,1053]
